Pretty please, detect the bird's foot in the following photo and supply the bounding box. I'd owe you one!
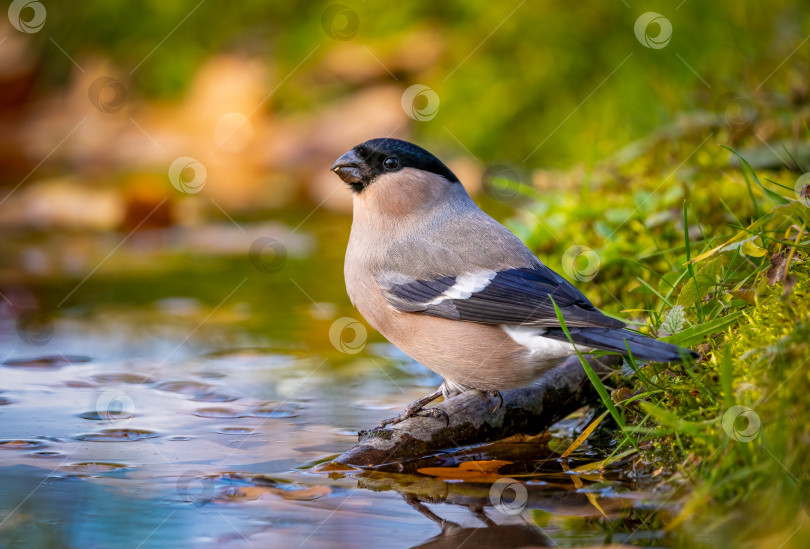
[485,390,503,413]
[379,389,448,428]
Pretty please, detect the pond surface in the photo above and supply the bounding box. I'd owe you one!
[0,208,676,548]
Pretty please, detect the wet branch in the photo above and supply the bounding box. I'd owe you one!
[335,354,621,467]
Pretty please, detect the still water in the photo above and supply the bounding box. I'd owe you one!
[0,209,673,548]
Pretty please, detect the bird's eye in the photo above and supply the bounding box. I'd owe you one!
[383,157,399,170]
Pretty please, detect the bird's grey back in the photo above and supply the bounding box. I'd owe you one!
[378,188,541,280]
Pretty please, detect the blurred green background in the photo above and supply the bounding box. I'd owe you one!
[1,2,809,548]
[2,0,807,323]
[2,0,808,218]
[29,1,810,161]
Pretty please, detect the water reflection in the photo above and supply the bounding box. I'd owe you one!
[0,211,671,547]
[404,493,552,549]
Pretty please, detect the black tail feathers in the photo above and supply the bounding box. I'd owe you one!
[544,327,697,363]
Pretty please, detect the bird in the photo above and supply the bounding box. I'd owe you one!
[331,138,696,426]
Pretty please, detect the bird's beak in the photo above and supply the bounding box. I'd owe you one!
[330,150,364,184]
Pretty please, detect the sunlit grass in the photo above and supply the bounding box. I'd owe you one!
[510,107,810,547]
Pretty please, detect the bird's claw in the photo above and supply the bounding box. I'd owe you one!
[379,405,449,428]
[378,388,448,428]
[377,389,445,428]
[415,407,450,426]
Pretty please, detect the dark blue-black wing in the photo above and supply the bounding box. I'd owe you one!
[380,266,625,329]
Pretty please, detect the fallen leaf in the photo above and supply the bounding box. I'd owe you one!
[311,461,358,473]
[276,485,332,501]
[417,460,512,479]
[766,251,786,286]
[218,484,332,502]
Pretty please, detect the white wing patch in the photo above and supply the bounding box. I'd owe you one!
[426,270,497,305]
[502,325,587,359]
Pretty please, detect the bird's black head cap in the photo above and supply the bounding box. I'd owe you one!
[331,138,459,193]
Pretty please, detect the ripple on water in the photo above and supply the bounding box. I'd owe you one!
[79,410,134,421]
[155,381,238,402]
[215,427,253,435]
[76,429,159,442]
[91,372,156,385]
[193,407,247,419]
[250,402,301,419]
[2,355,92,369]
[0,396,14,406]
[66,462,129,473]
[64,380,96,388]
[29,451,63,458]
[0,440,48,450]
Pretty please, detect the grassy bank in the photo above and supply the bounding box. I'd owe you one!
[503,100,810,547]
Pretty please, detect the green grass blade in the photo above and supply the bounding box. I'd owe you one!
[660,311,743,347]
[684,201,705,323]
[549,296,640,452]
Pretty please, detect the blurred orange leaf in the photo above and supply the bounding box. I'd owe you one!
[417,460,512,479]
[221,484,332,502]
